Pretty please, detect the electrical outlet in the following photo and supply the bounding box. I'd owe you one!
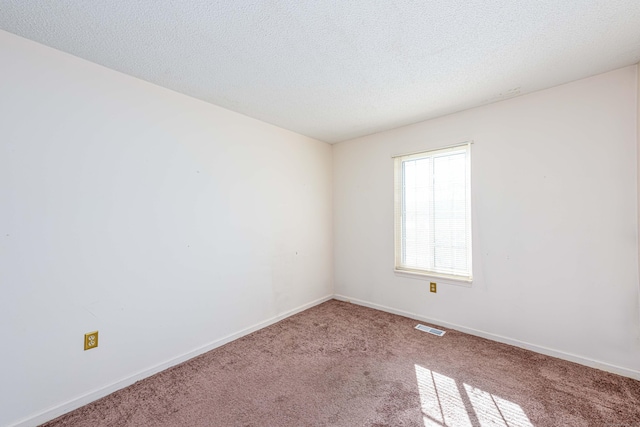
[84,331,99,350]
[430,282,437,293]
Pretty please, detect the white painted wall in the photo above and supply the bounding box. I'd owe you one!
[637,63,640,333]
[334,66,640,377]
[0,30,333,427]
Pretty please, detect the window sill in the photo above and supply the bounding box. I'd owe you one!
[394,268,473,287]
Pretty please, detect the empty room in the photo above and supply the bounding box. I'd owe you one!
[1,1,640,426]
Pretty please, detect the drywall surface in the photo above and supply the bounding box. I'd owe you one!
[0,30,332,427]
[636,63,640,335]
[334,66,640,376]
[637,63,640,332]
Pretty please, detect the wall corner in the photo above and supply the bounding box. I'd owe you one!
[637,62,640,334]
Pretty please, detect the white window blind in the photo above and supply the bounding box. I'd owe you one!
[394,143,472,281]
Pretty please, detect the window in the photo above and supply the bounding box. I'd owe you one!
[394,143,472,281]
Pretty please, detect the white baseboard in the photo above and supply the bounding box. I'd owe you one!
[8,294,334,427]
[9,292,639,427]
[333,294,640,381]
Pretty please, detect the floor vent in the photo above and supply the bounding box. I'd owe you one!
[415,324,446,336]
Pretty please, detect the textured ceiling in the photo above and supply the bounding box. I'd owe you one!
[1,1,640,143]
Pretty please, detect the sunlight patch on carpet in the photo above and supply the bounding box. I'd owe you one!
[415,365,472,427]
[415,365,533,427]
[464,384,533,427]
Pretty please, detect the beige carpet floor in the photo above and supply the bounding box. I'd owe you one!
[42,300,640,426]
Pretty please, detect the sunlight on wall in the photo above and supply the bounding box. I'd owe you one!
[415,365,533,427]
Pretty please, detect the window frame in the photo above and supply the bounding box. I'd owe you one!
[393,142,473,284]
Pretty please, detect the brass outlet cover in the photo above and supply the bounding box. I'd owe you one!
[84,331,99,351]
[430,282,437,293]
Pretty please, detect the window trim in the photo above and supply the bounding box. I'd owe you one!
[393,267,473,285]
[393,142,473,283]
